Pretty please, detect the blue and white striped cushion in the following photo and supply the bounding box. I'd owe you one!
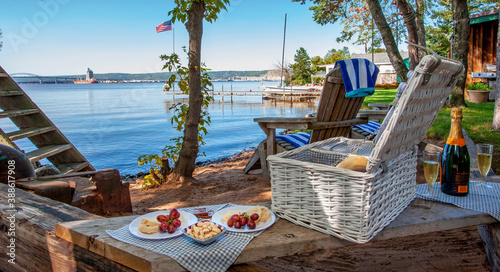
[352,121,381,134]
[276,132,311,148]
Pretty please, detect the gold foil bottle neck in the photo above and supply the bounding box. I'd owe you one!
[451,107,463,119]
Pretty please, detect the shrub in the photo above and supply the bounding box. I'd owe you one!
[467,82,490,91]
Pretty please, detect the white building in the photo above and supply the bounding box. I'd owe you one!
[320,51,409,84]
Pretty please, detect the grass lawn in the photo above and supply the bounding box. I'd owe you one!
[364,88,500,174]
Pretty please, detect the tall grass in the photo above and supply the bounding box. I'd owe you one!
[365,88,500,174]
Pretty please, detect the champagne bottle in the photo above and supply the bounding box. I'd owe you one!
[440,108,470,196]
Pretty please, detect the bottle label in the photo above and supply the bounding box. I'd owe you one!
[452,172,469,193]
[446,138,466,147]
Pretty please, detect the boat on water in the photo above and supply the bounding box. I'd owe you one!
[74,79,98,84]
[262,84,323,100]
[262,14,322,99]
[74,68,98,84]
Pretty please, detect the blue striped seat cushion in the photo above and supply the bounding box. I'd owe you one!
[352,121,381,134]
[275,122,382,149]
[275,132,311,148]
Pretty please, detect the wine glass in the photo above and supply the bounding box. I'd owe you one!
[423,150,440,197]
[476,143,493,189]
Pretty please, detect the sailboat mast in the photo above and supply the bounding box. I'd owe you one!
[280,13,287,89]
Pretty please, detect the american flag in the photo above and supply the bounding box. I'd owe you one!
[156,20,172,33]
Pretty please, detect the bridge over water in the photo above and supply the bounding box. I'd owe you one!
[10,73,80,84]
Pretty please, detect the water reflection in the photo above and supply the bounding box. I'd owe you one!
[86,90,95,114]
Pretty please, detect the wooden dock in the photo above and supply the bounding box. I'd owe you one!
[163,90,322,101]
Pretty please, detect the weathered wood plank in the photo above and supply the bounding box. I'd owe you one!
[0,183,137,272]
[0,108,39,119]
[6,126,56,141]
[356,109,388,120]
[0,90,23,96]
[367,103,391,110]
[56,199,496,272]
[58,162,92,174]
[253,117,312,123]
[25,144,73,162]
[309,118,367,130]
[464,128,500,272]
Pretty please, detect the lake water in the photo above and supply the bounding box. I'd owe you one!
[1,81,318,175]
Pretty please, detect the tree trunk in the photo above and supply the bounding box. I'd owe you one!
[396,0,419,70]
[493,15,500,130]
[173,1,206,178]
[415,0,427,59]
[448,0,469,107]
[366,0,408,81]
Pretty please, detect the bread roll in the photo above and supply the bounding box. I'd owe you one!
[336,156,367,172]
[138,218,160,234]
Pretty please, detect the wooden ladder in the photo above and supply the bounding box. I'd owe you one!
[0,66,95,174]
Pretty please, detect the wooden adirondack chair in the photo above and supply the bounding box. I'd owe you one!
[244,66,369,178]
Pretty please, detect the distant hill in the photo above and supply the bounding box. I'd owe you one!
[92,70,268,81]
[13,70,271,84]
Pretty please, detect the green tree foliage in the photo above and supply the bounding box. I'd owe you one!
[138,49,213,189]
[293,0,409,81]
[166,0,228,182]
[425,0,453,57]
[310,55,324,72]
[323,46,350,64]
[290,47,312,85]
[310,56,324,83]
[426,0,499,57]
[137,0,228,186]
[293,0,404,53]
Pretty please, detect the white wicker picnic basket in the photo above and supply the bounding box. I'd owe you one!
[267,54,465,243]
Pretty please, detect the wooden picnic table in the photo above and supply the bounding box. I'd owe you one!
[55,198,498,272]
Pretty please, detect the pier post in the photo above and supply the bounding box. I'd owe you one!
[231,83,233,103]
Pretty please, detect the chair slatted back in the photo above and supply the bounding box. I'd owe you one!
[309,66,365,143]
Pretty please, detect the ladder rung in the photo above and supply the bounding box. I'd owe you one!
[0,109,39,119]
[0,90,24,97]
[6,126,56,141]
[59,162,91,174]
[25,144,73,162]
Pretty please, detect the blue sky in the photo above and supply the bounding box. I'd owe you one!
[0,0,365,76]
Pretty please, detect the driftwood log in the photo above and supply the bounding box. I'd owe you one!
[0,183,135,272]
[73,169,132,215]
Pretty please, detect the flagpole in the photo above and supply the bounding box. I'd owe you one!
[280,13,287,90]
[172,21,175,93]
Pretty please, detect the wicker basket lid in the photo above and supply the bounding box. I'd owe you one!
[367,55,464,172]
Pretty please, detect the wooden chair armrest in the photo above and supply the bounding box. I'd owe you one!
[357,109,388,120]
[309,118,368,130]
[254,117,314,123]
[254,117,316,130]
[367,103,391,110]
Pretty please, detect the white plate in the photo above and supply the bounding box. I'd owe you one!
[212,206,276,233]
[129,210,198,240]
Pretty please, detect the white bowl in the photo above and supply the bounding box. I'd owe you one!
[182,220,226,245]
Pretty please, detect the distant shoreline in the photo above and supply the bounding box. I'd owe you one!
[17,79,279,85]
